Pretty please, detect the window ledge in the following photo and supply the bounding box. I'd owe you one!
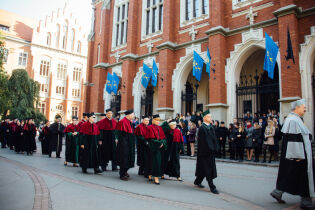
[180,14,209,28]
[141,30,163,41]
[232,0,263,10]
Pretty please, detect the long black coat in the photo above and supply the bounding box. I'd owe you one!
[49,123,65,153]
[195,123,219,179]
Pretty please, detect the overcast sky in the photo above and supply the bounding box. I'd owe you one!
[0,0,92,32]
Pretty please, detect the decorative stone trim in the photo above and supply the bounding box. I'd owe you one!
[156,41,178,50]
[278,97,301,102]
[232,2,274,18]
[273,4,299,18]
[121,53,138,61]
[93,62,109,69]
[156,107,175,111]
[206,103,229,108]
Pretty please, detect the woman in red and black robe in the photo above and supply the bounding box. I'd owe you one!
[145,114,167,185]
[23,119,36,155]
[64,117,79,167]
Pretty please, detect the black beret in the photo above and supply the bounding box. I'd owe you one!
[125,110,134,115]
[100,113,106,116]
[152,114,160,119]
[106,109,112,113]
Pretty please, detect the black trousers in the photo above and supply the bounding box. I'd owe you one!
[236,145,244,161]
[194,176,216,190]
[120,167,128,178]
[254,147,261,161]
[218,141,226,158]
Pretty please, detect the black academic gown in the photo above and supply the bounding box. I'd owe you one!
[276,133,315,197]
[40,126,50,155]
[14,125,24,153]
[24,124,36,154]
[195,123,219,180]
[49,122,65,154]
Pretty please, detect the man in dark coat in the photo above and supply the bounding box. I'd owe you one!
[217,121,228,158]
[194,110,219,194]
[48,115,65,158]
[271,99,315,209]
[97,109,118,171]
[2,118,10,148]
[24,118,36,155]
[115,110,135,181]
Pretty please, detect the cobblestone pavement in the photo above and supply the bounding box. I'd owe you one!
[0,142,307,210]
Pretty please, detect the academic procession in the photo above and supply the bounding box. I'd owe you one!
[1,0,315,209]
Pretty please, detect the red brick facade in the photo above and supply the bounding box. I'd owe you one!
[85,0,315,120]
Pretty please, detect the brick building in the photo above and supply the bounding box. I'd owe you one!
[0,4,88,123]
[85,0,315,134]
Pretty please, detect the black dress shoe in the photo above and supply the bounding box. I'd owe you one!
[94,169,103,174]
[112,168,118,171]
[56,156,61,158]
[194,183,205,188]
[101,167,107,171]
[125,173,130,178]
[210,188,219,194]
[82,169,88,174]
[270,192,286,204]
[120,176,128,181]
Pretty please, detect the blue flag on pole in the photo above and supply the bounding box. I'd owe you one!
[205,47,211,77]
[141,63,152,88]
[152,59,158,87]
[105,72,112,94]
[263,32,279,79]
[193,51,204,82]
[111,72,120,94]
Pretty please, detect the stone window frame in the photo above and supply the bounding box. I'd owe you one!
[55,86,65,95]
[72,64,82,83]
[39,56,51,77]
[18,52,28,67]
[111,0,129,50]
[38,101,46,114]
[71,106,79,117]
[70,29,75,52]
[46,32,51,47]
[180,0,209,27]
[72,88,81,98]
[232,0,263,10]
[141,0,163,40]
[39,83,48,93]
[57,60,68,81]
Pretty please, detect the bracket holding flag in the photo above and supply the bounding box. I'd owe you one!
[263,32,279,80]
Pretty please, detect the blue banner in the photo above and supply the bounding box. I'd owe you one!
[263,32,279,79]
[111,72,120,94]
[141,63,152,88]
[205,47,211,77]
[193,51,204,82]
[105,72,112,94]
[152,59,158,87]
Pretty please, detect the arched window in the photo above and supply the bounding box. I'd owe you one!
[73,64,82,82]
[56,24,60,48]
[62,20,68,49]
[70,29,75,52]
[77,41,81,54]
[46,33,51,46]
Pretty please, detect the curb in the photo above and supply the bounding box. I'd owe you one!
[180,155,279,168]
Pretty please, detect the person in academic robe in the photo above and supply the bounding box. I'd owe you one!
[77,112,89,163]
[2,119,11,148]
[64,116,80,167]
[194,110,219,194]
[162,119,184,181]
[23,118,36,155]
[14,120,24,154]
[217,121,228,158]
[39,120,50,155]
[48,115,65,158]
[134,115,149,176]
[271,99,315,210]
[115,110,136,181]
[97,109,118,171]
[29,119,37,152]
[145,114,167,185]
[9,119,18,150]
[79,113,103,174]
